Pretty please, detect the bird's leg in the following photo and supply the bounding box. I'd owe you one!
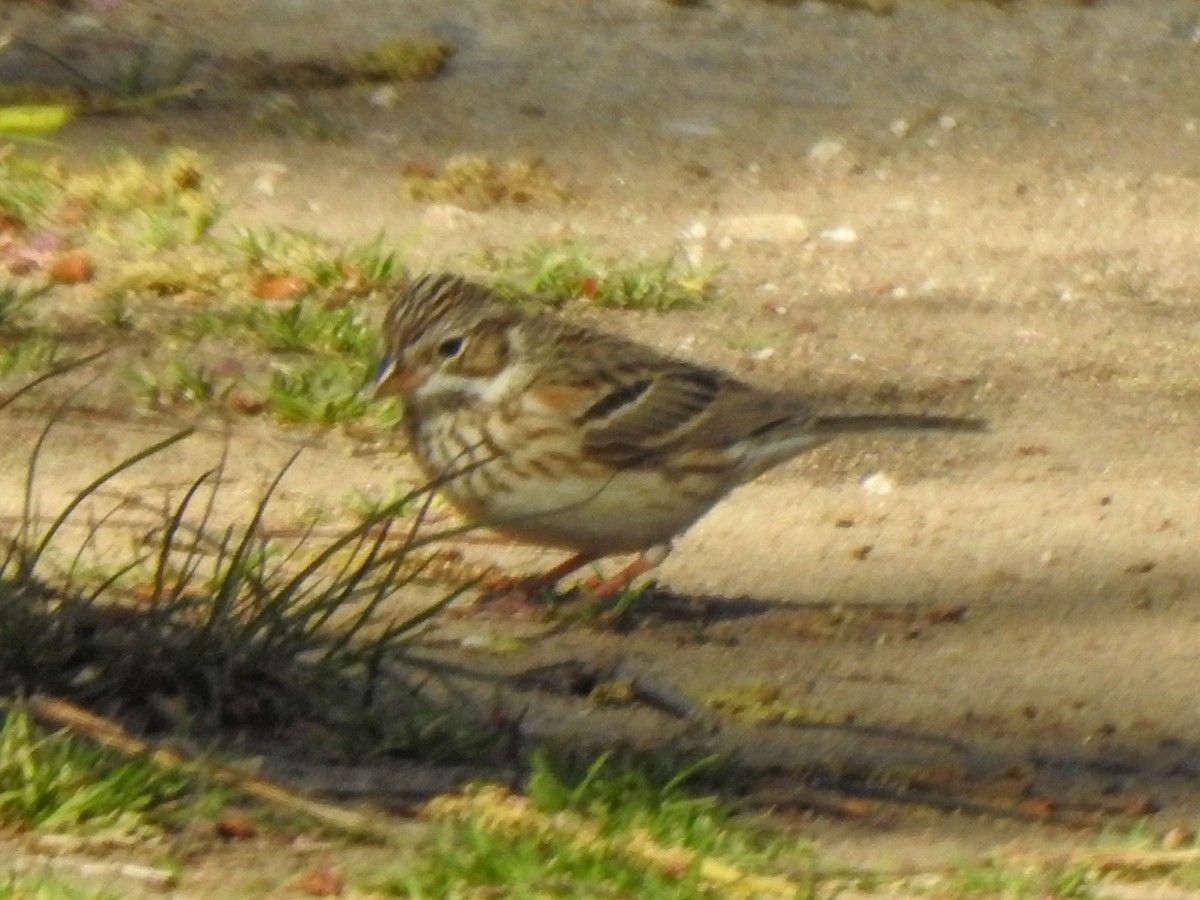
[480,551,600,610]
[581,543,672,600]
[481,545,670,612]
[514,551,601,599]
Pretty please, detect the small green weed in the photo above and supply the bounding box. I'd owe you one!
[482,238,720,310]
[401,153,571,210]
[0,282,51,330]
[344,484,421,524]
[124,296,394,427]
[235,226,325,276]
[0,872,118,900]
[124,360,234,409]
[0,336,58,378]
[97,292,135,330]
[1094,817,1161,850]
[246,300,377,356]
[313,231,404,292]
[0,151,62,221]
[344,37,455,82]
[66,149,222,249]
[948,860,1097,899]
[705,681,840,727]
[0,704,196,836]
[374,751,819,898]
[234,227,403,301]
[235,35,453,92]
[0,151,227,345]
[268,358,381,426]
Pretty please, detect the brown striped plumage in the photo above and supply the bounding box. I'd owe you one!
[375,273,984,597]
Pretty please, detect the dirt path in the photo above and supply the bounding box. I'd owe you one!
[6,0,1200,878]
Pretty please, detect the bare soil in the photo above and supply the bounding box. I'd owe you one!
[6,0,1200,892]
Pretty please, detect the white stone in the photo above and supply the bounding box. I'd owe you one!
[808,138,846,165]
[368,85,400,109]
[819,225,858,244]
[861,472,894,496]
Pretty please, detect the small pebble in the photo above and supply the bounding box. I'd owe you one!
[861,472,894,496]
[808,138,846,166]
[49,251,95,284]
[368,85,400,108]
[820,225,858,244]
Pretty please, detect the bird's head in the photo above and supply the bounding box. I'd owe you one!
[375,273,526,409]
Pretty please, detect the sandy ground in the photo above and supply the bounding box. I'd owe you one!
[6,0,1200,881]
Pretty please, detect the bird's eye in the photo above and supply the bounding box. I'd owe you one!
[437,336,465,359]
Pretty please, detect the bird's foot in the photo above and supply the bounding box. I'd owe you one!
[474,572,559,619]
[580,549,665,600]
[474,545,671,623]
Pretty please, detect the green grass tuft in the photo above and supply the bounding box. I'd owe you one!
[0,364,494,761]
[949,860,1097,899]
[0,872,119,900]
[0,704,198,836]
[482,238,720,311]
[268,358,387,426]
[372,750,819,898]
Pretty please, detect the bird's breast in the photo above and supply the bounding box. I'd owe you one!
[405,403,729,555]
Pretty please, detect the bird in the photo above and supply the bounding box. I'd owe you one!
[374,272,984,601]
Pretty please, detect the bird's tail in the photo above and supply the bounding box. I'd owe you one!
[809,414,987,436]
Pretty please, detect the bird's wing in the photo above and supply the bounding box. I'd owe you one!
[528,326,816,468]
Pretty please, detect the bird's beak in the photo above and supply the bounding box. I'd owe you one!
[373,356,426,398]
